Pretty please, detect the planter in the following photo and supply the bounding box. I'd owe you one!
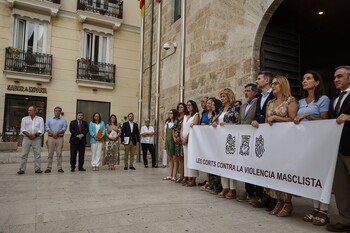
[0,142,18,152]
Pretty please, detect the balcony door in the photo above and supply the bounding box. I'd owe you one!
[14,18,47,53]
[84,32,109,63]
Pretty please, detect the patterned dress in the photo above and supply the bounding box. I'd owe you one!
[103,124,119,166]
[265,96,296,200]
[173,117,184,157]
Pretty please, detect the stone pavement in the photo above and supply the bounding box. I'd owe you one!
[0,154,340,233]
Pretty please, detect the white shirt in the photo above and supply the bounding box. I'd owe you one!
[129,121,134,132]
[333,86,350,110]
[20,115,45,137]
[140,125,154,144]
[260,88,272,110]
[218,112,226,123]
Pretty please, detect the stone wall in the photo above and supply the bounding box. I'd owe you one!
[141,0,281,139]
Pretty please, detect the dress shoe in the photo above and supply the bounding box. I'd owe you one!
[71,169,75,172]
[152,165,158,168]
[326,222,350,232]
[35,169,43,174]
[145,165,148,168]
[78,168,86,171]
[17,170,25,175]
[44,169,51,173]
[58,169,64,173]
[129,167,136,170]
[124,167,128,170]
[225,189,236,199]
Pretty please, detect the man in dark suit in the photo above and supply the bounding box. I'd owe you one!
[326,66,350,232]
[121,112,140,170]
[250,71,275,210]
[69,112,89,172]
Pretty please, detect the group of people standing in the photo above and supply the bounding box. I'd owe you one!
[16,110,144,173]
[162,66,350,232]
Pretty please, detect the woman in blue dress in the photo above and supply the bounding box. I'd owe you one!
[294,70,330,225]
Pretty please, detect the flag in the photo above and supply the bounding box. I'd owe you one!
[139,0,145,16]
[155,0,161,3]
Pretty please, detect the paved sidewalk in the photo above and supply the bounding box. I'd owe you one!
[0,161,338,233]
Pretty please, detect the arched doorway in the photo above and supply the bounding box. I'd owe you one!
[259,0,350,98]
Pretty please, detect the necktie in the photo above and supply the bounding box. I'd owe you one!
[335,91,347,114]
[78,121,82,132]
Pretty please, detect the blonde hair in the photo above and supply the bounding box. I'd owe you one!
[273,75,291,100]
[219,88,236,106]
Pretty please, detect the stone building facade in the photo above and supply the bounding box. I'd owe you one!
[0,0,141,149]
[141,0,281,133]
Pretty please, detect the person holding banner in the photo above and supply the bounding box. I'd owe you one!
[265,75,298,217]
[181,100,200,187]
[293,71,330,225]
[251,71,275,209]
[237,83,259,203]
[173,103,188,183]
[89,112,106,171]
[327,65,350,232]
[212,88,240,199]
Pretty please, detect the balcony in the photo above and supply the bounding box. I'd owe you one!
[77,0,123,30]
[6,0,61,16]
[3,47,52,83]
[76,58,116,90]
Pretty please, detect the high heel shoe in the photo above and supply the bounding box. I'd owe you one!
[269,201,284,215]
[276,202,293,217]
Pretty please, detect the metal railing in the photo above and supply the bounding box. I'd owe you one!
[77,0,123,19]
[77,59,116,83]
[4,47,53,75]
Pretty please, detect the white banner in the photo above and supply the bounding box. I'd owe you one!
[188,120,343,204]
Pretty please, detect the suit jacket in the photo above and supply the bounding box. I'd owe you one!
[89,121,106,144]
[329,93,350,156]
[240,99,258,124]
[121,121,140,145]
[69,119,89,145]
[253,92,275,123]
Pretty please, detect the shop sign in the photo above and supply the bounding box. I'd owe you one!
[7,85,47,94]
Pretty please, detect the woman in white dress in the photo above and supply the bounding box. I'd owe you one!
[181,100,200,187]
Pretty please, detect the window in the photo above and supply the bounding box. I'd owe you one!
[3,94,47,133]
[84,32,109,63]
[87,0,109,10]
[174,0,181,22]
[13,18,47,53]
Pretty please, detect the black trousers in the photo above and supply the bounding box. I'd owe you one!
[245,183,264,198]
[70,143,85,169]
[141,143,156,167]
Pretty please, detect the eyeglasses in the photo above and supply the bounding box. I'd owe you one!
[271,81,280,87]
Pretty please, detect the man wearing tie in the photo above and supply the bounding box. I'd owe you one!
[121,112,140,170]
[327,66,350,232]
[69,112,88,172]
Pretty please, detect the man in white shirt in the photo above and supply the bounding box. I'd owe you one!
[17,106,45,174]
[140,119,157,168]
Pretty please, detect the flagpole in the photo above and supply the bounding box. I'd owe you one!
[179,0,186,102]
[137,4,145,163]
[154,0,162,166]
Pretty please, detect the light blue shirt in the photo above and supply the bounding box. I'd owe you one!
[45,117,67,136]
[297,95,330,121]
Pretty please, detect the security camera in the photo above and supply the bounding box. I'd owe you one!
[163,42,177,50]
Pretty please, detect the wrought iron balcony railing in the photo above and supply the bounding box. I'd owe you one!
[77,0,123,19]
[77,59,116,83]
[4,47,53,75]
